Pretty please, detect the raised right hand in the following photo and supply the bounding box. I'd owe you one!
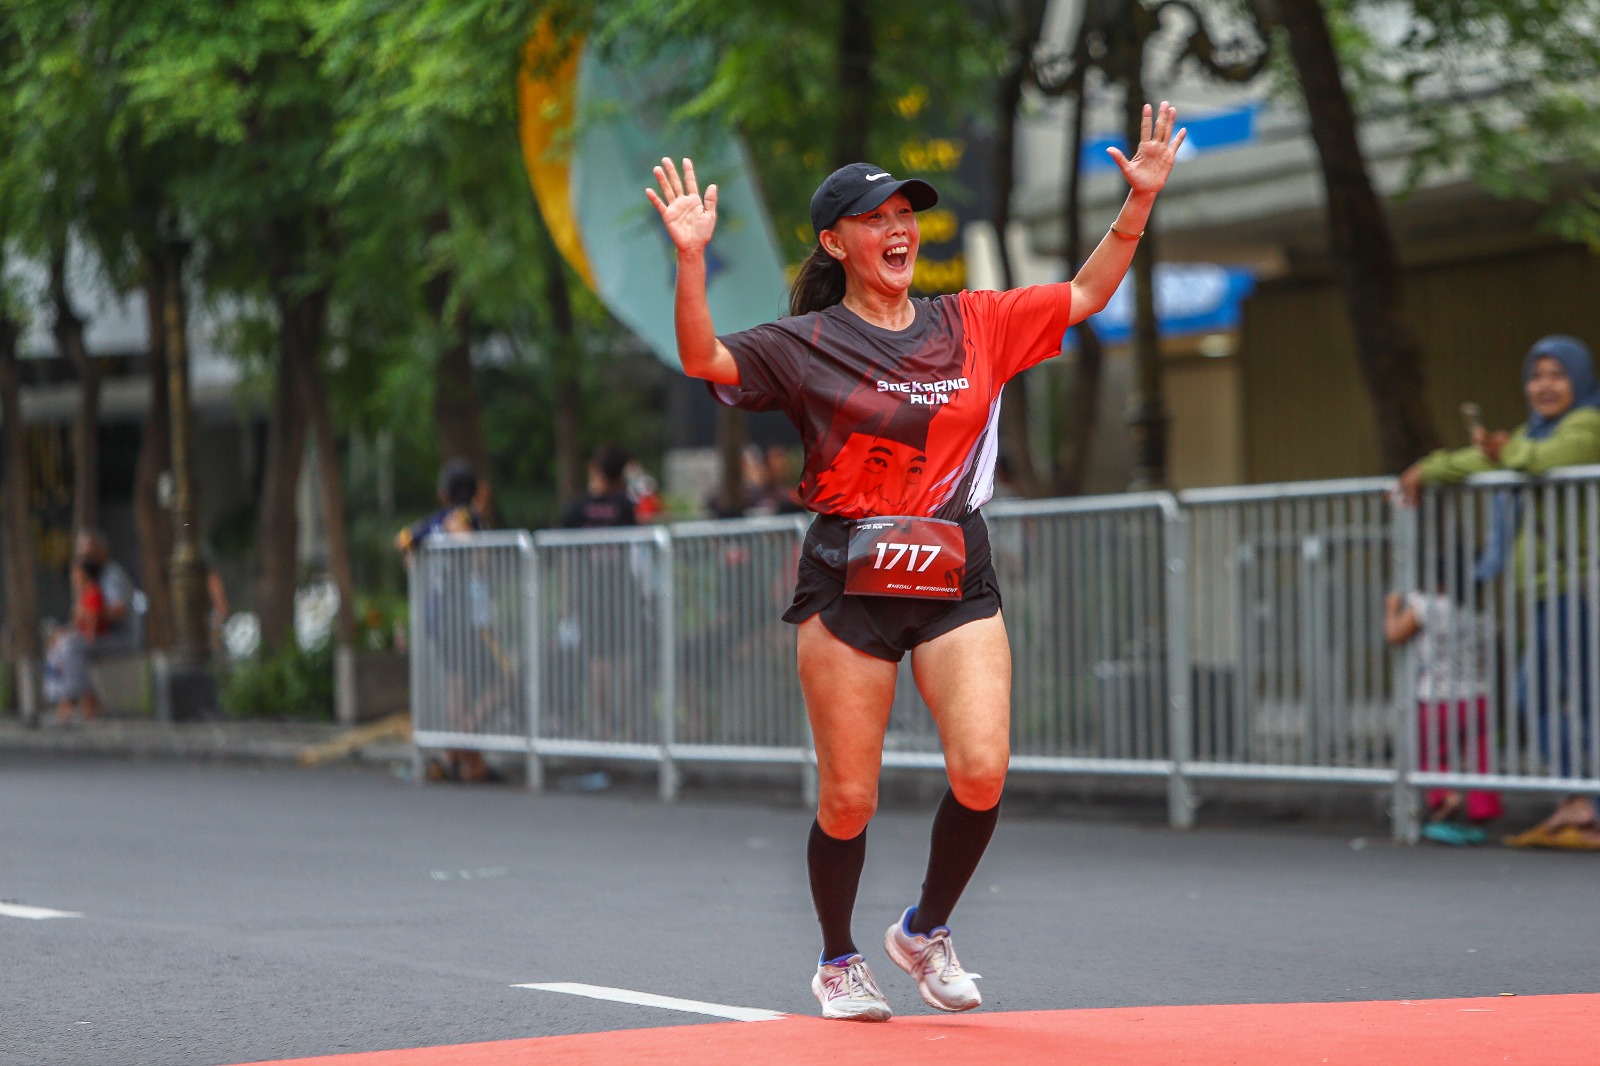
[647,157,718,255]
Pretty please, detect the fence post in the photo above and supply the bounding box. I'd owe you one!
[1389,491,1420,843]
[406,550,427,785]
[656,526,680,802]
[522,533,544,793]
[1163,497,1195,829]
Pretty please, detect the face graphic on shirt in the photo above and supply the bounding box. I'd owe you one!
[812,433,929,516]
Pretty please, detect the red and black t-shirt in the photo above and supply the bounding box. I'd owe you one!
[713,287,1072,521]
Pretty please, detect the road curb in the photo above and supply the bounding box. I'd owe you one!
[0,718,412,766]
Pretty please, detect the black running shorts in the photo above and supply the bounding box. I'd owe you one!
[782,511,1002,662]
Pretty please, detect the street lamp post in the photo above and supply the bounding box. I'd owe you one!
[156,234,218,720]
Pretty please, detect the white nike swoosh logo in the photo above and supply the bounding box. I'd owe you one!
[865,173,891,181]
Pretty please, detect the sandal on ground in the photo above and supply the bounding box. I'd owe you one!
[1503,825,1561,848]
[1503,824,1600,850]
[1421,823,1486,846]
[1542,826,1600,851]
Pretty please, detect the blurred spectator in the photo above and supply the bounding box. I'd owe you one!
[561,446,636,529]
[206,557,230,654]
[755,444,806,515]
[44,557,108,724]
[1385,551,1502,844]
[73,529,140,653]
[396,459,482,554]
[712,444,807,518]
[625,460,663,522]
[397,459,495,784]
[557,446,641,745]
[1398,335,1600,849]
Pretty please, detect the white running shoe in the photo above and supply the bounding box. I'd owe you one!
[811,953,893,1022]
[883,906,982,1012]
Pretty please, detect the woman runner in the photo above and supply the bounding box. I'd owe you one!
[648,102,1185,1021]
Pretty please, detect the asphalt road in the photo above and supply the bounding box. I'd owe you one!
[3,755,1596,1066]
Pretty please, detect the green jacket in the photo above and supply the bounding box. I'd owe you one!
[1417,407,1600,597]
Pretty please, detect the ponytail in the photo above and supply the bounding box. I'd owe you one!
[788,244,847,317]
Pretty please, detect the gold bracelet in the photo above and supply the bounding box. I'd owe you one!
[1109,223,1144,240]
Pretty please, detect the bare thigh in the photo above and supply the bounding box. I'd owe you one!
[797,615,898,837]
[911,611,1011,810]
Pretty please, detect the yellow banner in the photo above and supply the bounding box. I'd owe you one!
[516,22,596,290]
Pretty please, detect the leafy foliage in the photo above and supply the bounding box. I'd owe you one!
[220,640,335,720]
[588,0,1003,259]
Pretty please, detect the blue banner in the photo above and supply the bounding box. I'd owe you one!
[1081,104,1259,175]
[1065,263,1257,347]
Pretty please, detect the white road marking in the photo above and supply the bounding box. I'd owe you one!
[513,982,784,1022]
[0,902,83,920]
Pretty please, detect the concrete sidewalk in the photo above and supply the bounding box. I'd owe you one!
[0,714,413,766]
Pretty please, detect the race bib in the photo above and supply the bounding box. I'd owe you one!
[844,516,966,600]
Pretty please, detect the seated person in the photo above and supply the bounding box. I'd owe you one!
[44,557,108,724]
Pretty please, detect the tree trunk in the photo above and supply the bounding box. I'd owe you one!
[0,313,41,717]
[285,288,358,647]
[1121,48,1170,491]
[253,320,308,655]
[133,260,175,650]
[833,1,874,167]
[992,5,1048,497]
[422,214,494,523]
[540,229,584,510]
[51,253,100,536]
[162,238,214,666]
[1276,0,1439,469]
[1054,59,1105,496]
[716,404,746,517]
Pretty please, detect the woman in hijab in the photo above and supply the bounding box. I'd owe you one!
[1399,335,1600,848]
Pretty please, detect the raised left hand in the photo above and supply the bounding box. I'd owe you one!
[1107,102,1186,197]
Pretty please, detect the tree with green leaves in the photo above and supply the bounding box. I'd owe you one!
[6,7,112,535]
[0,11,42,715]
[112,0,360,653]
[1393,0,1600,250]
[317,0,529,512]
[1109,0,1443,473]
[1267,0,1441,470]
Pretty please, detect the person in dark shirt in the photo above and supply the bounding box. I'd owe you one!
[560,446,637,529]
[557,446,642,741]
[649,102,1185,1020]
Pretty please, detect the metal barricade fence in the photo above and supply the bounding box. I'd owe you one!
[1397,467,1600,835]
[407,468,1600,838]
[408,531,535,764]
[866,496,1189,823]
[529,525,674,797]
[984,496,1186,798]
[669,515,811,767]
[1180,479,1399,832]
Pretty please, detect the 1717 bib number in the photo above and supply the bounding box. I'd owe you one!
[844,516,966,600]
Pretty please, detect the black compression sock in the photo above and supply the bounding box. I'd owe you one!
[909,788,1000,934]
[808,819,867,961]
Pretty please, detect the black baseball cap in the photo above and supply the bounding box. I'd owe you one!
[809,162,939,235]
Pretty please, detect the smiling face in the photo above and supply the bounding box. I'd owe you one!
[1526,355,1575,421]
[820,191,919,299]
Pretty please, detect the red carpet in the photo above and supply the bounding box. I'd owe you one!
[239,993,1599,1065]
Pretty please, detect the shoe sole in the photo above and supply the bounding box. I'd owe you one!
[883,923,981,1013]
[810,973,892,1022]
